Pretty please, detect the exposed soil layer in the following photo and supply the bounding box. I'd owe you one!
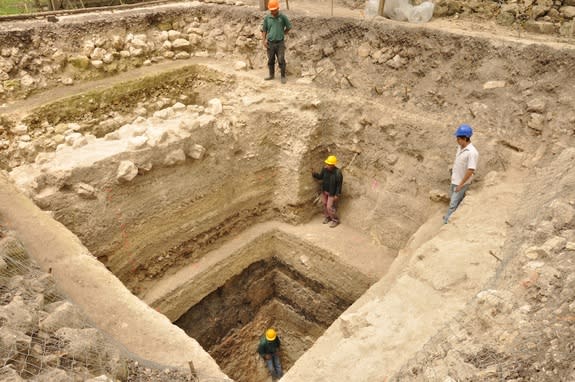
[175,251,370,382]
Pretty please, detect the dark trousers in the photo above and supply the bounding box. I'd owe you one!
[267,40,286,77]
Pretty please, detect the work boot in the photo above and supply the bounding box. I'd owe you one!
[265,68,275,81]
[281,76,287,84]
[323,217,331,224]
[329,220,340,228]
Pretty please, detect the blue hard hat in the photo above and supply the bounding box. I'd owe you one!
[454,124,473,138]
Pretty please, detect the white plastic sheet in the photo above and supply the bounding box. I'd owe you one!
[383,0,435,23]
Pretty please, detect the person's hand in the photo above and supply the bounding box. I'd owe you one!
[455,185,462,193]
[334,195,339,201]
[263,39,269,48]
[264,354,272,360]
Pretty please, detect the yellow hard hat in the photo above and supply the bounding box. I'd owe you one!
[324,155,337,165]
[265,328,277,341]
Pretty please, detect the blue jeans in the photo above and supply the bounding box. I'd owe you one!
[265,353,283,378]
[444,183,469,223]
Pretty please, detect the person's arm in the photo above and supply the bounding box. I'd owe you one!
[283,14,292,34]
[335,170,343,198]
[261,17,269,48]
[312,167,324,180]
[455,169,474,192]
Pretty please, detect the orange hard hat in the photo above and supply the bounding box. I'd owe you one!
[268,0,279,11]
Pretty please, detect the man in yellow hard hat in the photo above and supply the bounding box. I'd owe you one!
[258,328,283,379]
[261,0,292,84]
[312,155,343,228]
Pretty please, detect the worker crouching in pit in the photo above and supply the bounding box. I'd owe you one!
[258,328,283,380]
[312,155,344,228]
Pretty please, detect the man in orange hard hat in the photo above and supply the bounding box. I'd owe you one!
[312,155,343,228]
[261,0,292,84]
[258,328,283,379]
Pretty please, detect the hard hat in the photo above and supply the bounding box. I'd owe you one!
[266,328,277,341]
[454,124,473,138]
[267,0,279,10]
[324,155,337,165]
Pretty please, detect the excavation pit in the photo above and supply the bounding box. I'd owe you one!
[153,230,374,382]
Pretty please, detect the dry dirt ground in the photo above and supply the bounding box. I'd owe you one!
[1,1,575,381]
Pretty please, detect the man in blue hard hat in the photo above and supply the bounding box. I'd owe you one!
[443,124,479,224]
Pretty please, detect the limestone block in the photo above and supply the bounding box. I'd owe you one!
[130,37,148,49]
[102,53,114,64]
[90,47,106,60]
[198,114,216,128]
[541,236,567,254]
[54,327,103,360]
[128,135,149,149]
[74,183,96,199]
[145,127,167,147]
[0,365,25,381]
[0,296,36,333]
[483,80,506,89]
[172,38,191,51]
[68,55,91,70]
[164,149,186,166]
[0,56,15,73]
[187,144,206,160]
[323,45,335,57]
[65,132,83,146]
[104,131,120,141]
[527,98,547,113]
[20,74,35,89]
[0,326,31,360]
[172,102,186,111]
[188,34,202,46]
[85,376,114,382]
[476,289,514,314]
[357,42,371,58]
[528,113,545,133]
[162,40,172,50]
[91,59,105,69]
[158,30,169,42]
[179,119,200,132]
[10,123,28,135]
[386,55,406,69]
[129,47,144,57]
[174,52,191,60]
[72,136,88,149]
[560,6,575,19]
[523,21,556,34]
[206,98,223,115]
[429,189,449,202]
[39,301,86,332]
[168,30,182,41]
[111,35,124,50]
[242,95,264,106]
[35,152,55,164]
[234,61,247,71]
[153,108,174,120]
[117,160,138,182]
[549,199,574,229]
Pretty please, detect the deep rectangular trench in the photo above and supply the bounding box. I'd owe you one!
[169,232,373,382]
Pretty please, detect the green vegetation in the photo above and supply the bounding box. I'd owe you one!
[0,0,47,15]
